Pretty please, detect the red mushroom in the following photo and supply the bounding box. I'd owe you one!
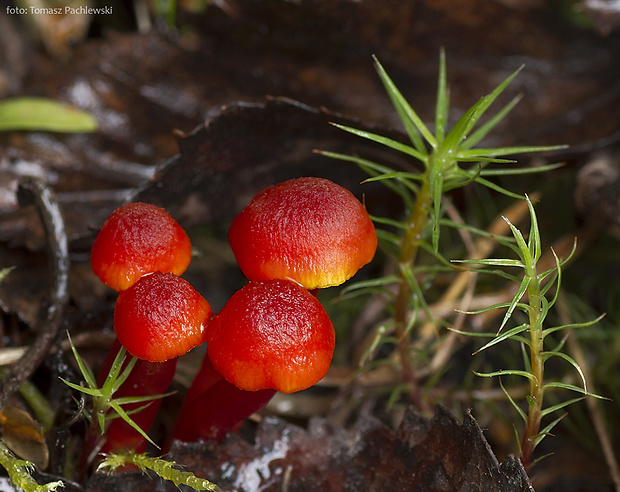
[170,279,335,443]
[87,203,210,457]
[87,272,211,458]
[84,272,211,459]
[91,202,192,292]
[113,271,212,362]
[228,177,377,290]
[207,279,335,393]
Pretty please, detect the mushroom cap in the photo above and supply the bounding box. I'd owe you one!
[114,272,212,362]
[228,177,377,290]
[91,202,192,291]
[206,279,335,394]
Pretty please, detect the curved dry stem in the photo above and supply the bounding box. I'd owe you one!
[0,176,69,408]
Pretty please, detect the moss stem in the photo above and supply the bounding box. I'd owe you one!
[520,264,544,468]
[393,175,432,412]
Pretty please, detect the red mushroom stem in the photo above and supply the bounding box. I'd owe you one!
[97,340,177,455]
[169,355,275,444]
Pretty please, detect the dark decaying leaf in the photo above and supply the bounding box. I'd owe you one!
[85,405,532,492]
[132,97,405,226]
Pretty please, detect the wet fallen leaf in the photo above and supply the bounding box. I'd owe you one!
[84,405,532,492]
[0,405,49,470]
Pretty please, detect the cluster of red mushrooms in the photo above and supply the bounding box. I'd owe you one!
[88,177,377,456]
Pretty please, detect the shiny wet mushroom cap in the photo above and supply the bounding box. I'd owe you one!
[91,202,192,292]
[114,272,212,362]
[206,279,335,394]
[228,177,377,290]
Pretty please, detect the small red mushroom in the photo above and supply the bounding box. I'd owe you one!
[91,202,192,291]
[87,272,211,457]
[169,279,335,443]
[207,279,335,393]
[113,271,212,362]
[228,177,377,290]
[88,203,210,457]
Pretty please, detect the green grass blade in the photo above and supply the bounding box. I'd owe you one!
[474,369,537,382]
[363,171,425,184]
[338,275,400,302]
[330,123,428,163]
[400,263,435,328]
[109,401,159,449]
[435,49,448,144]
[429,169,444,253]
[373,56,436,151]
[541,314,605,338]
[113,391,175,407]
[66,333,97,390]
[478,162,564,176]
[0,266,15,283]
[505,214,531,267]
[520,341,532,373]
[110,356,138,394]
[452,258,524,268]
[544,249,562,309]
[539,398,585,419]
[525,195,541,264]
[107,402,155,420]
[543,381,608,399]
[441,104,480,155]
[458,144,566,158]
[473,324,531,354]
[463,94,523,150]
[376,229,404,251]
[100,347,128,394]
[456,156,517,164]
[318,150,416,206]
[541,350,587,393]
[531,413,567,447]
[369,214,409,230]
[498,275,531,333]
[500,378,527,423]
[59,378,103,397]
[444,66,523,153]
[473,176,526,199]
[0,97,98,133]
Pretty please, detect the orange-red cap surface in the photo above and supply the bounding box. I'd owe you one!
[114,272,212,362]
[91,203,192,291]
[206,279,335,394]
[228,177,377,290]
